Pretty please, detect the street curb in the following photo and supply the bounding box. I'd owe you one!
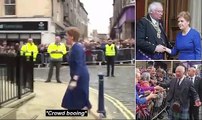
[89,110,99,120]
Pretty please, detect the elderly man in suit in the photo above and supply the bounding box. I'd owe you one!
[166,65,201,120]
[187,67,202,120]
[136,1,172,60]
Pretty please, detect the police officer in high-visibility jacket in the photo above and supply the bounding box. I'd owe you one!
[20,38,38,61]
[104,39,117,77]
[45,36,67,83]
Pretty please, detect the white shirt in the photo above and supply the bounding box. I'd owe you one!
[150,15,159,26]
[189,75,196,84]
[178,75,185,85]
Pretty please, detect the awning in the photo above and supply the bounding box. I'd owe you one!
[118,5,135,27]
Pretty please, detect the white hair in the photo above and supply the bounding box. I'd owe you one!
[141,72,150,81]
[148,2,163,14]
[176,66,185,73]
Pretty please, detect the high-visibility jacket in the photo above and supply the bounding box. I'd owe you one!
[105,44,116,56]
[48,42,67,59]
[20,43,38,61]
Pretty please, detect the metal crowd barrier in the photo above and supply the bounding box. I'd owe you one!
[0,53,34,107]
[35,48,135,67]
[116,48,135,64]
[86,50,105,65]
[35,53,50,67]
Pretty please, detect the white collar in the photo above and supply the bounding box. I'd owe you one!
[150,15,159,25]
[189,75,196,80]
[72,42,76,47]
[178,75,185,85]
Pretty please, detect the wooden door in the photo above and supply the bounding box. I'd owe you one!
[167,0,189,42]
[136,0,145,21]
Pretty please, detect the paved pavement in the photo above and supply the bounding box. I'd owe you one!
[34,65,135,119]
[16,81,100,119]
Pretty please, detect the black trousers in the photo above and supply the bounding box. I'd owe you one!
[47,61,61,81]
[189,103,199,120]
[106,56,115,76]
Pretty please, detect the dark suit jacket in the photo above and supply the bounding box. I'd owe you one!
[136,14,172,55]
[166,77,199,108]
[192,76,202,102]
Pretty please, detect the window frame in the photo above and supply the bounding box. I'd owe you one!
[4,0,16,16]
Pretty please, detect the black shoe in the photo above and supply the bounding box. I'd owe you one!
[105,75,109,77]
[45,80,50,83]
[57,80,62,83]
[111,75,115,77]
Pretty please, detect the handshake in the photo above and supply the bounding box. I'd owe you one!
[155,44,171,53]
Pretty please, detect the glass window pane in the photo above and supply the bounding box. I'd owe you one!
[0,34,6,39]
[31,34,41,39]
[20,34,30,39]
[5,5,15,15]
[8,34,18,39]
[5,0,9,4]
[11,0,15,4]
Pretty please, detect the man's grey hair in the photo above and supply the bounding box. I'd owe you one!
[148,1,163,14]
[176,65,186,73]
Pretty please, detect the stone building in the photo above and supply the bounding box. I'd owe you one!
[0,0,88,44]
[63,0,88,38]
[110,0,135,40]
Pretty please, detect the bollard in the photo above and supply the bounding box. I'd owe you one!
[97,72,106,118]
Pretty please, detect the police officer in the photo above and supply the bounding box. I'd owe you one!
[45,36,67,83]
[20,38,38,61]
[104,39,117,77]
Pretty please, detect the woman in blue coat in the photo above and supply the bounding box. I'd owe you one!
[165,11,201,60]
[61,27,92,110]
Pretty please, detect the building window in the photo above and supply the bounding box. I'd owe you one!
[4,0,16,15]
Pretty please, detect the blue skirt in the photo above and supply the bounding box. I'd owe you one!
[61,75,91,110]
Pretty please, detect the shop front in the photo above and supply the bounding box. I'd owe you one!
[0,18,56,45]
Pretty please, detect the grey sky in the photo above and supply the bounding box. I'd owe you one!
[80,0,113,35]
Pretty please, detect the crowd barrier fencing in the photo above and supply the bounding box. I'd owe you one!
[115,48,135,64]
[34,48,135,67]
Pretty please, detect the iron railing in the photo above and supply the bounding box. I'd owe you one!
[0,53,34,107]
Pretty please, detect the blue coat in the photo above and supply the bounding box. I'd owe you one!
[61,43,91,110]
[171,28,201,60]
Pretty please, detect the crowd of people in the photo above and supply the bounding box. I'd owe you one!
[0,38,134,55]
[136,63,202,120]
[0,41,20,55]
